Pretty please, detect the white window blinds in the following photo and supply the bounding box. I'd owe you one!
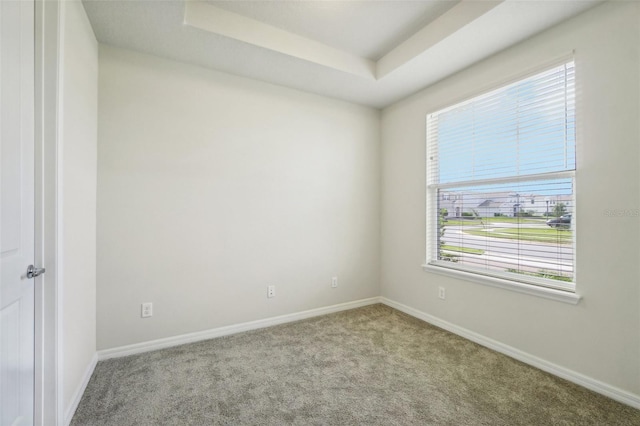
[426,61,576,291]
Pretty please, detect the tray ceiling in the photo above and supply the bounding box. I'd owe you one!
[83,0,602,108]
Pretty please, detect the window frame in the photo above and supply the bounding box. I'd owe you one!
[423,60,580,304]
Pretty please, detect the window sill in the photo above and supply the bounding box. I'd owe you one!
[421,264,582,305]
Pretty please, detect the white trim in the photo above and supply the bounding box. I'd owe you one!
[34,0,62,424]
[56,2,66,425]
[98,297,382,360]
[63,353,97,426]
[422,263,581,304]
[380,297,640,410]
[90,295,640,411]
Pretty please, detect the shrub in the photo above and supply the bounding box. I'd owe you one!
[440,253,459,262]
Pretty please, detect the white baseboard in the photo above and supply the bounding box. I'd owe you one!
[64,352,98,426]
[94,295,639,410]
[98,297,382,361]
[380,297,640,410]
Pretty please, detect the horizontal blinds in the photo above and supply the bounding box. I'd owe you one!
[427,62,575,185]
[433,178,574,290]
[426,61,576,290]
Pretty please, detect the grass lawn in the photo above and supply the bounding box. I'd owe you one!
[443,217,543,226]
[463,227,572,244]
[485,217,544,224]
[441,245,485,255]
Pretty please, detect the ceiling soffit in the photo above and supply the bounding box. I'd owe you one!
[184,1,503,80]
[83,0,604,108]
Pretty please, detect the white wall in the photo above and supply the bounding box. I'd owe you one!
[381,1,640,397]
[59,0,98,418]
[97,46,380,350]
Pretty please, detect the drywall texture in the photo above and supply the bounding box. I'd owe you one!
[60,0,98,414]
[97,46,380,350]
[381,2,640,396]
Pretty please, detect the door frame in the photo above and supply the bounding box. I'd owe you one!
[34,0,62,424]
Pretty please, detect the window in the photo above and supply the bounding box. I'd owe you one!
[426,61,576,292]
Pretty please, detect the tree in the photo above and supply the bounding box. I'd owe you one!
[553,202,567,217]
[438,208,459,262]
[438,208,448,246]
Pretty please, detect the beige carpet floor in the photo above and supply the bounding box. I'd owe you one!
[71,304,640,425]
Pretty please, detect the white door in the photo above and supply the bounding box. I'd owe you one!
[1,0,36,425]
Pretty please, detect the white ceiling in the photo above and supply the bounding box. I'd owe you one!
[208,0,460,60]
[83,0,603,108]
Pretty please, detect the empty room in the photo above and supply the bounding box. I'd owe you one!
[2,0,640,425]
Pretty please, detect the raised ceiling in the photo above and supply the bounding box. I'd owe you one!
[208,0,460,60]
[83,0,602,108]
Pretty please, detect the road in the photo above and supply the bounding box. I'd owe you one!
[441,224,573,275]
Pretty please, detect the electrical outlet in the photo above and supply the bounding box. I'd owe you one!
[141,302,153,318]
[331,276,338,288]
[267,285,275,298]
[438,287,446,300]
